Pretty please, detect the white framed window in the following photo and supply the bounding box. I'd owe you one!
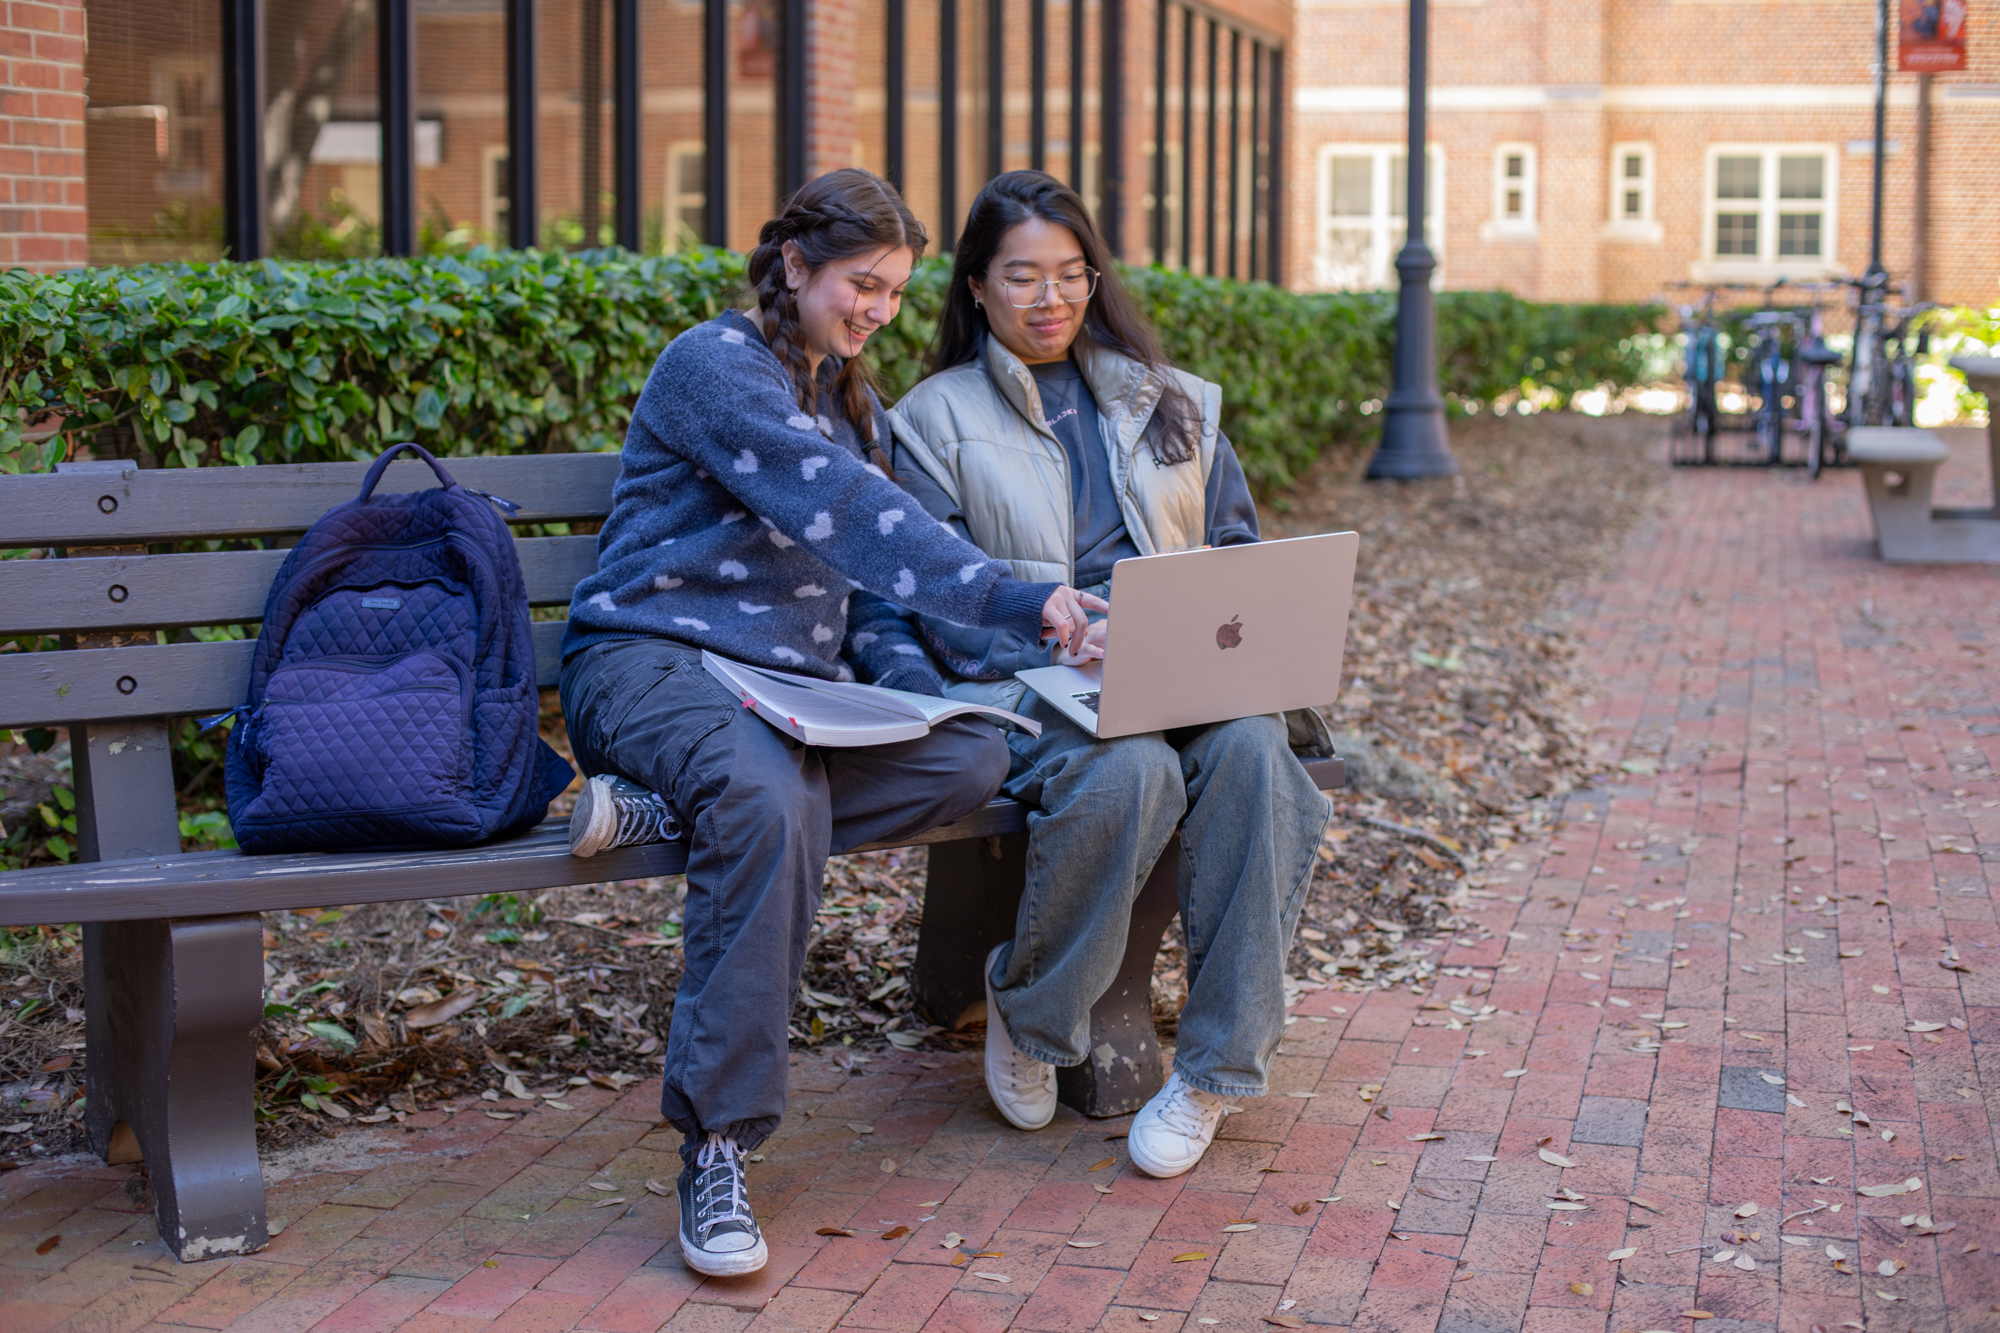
[1313,143,1444,291]
[1602,142,1661,244]
[665,142,706,252]
[1484,143,1535,239]
[481,143,509,242]
[1693,144,1838,280]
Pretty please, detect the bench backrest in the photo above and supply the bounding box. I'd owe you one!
[0,454,618,862]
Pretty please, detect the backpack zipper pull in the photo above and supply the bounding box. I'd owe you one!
[463,488,522,516]
[195,703,250,733]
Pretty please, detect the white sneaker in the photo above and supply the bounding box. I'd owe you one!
[983,944,1056,1130]
[1127,1070,1227,1178]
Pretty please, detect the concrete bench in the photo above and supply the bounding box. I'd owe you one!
[0,453,1342,1261]
[1848,423,2000,563]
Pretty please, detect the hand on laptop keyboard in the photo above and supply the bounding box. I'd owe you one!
[1055,613,1109,667]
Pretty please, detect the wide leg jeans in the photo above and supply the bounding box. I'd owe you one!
[561,637,1010,1153]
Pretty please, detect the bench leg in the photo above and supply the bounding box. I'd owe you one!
[913,834,1029,1030]
[85,915,269,1262]
[1054,834,1178,1118]
[915,832,1176,1119]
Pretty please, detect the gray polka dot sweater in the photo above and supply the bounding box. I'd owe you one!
[563,310,1057,694]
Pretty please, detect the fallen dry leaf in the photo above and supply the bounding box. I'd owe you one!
[1569,1282,1594,1296]
[881,1226,910,1241]
[941,1232,964,1249]
[1906,1021,1947,1033]
[1066,1240,1105,1248]
[1292,1202,1312,1215]
[1539,1147,1578,1168]
[1683,1312,1715,1321]
[971,1272,1011,1283]
[1607,1247,1637,1261]
[1222,1223,1258,1232]
[1171,1252,1209,1262]
[592,1197,626,1209]
[1093,1184,1114,1194]
[646,1179,671,1197]
[1265,1318,1306,1329]
[587,1181,617,1192]
[1408,1133,1445,1142]
[1734,1202,1759,1218]
[1858,1178,1924,1198]
[1735,1254,1755,1271]
[817,1228,856,1237]
[1088,1158,1115,1172]
[35,1235,58,1256]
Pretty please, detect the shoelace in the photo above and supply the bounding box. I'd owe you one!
[994,1038,1049,1093]
[1151,1078,1220,1140]
[692,1134,753,1239]
[610,790,679,847]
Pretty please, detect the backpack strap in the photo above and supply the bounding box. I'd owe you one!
[358,442,459,501]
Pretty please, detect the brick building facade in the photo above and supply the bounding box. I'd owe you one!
[3,0,1992,309]
[0,0,86,268]
[1289,0,1999,306]
[1,0,1290,278]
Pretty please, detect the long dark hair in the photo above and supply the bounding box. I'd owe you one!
[929,170,1198,465]
[746,168,928,443]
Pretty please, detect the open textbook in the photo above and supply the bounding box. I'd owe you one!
[703,651,1042,747]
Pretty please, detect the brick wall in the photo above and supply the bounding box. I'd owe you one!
[1,0,85,270]
[1289,0,2000,305]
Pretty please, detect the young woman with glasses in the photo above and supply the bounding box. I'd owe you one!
[884,170,1331,1176]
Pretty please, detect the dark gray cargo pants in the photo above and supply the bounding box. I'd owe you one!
[560,636,1009,1154]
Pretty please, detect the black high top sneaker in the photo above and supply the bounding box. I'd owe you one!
[568,774,683,858]
[677,1133,768,1276]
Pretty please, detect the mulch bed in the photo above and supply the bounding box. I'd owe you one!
[0,410,1663,1159]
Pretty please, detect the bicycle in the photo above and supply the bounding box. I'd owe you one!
[1742,309,1797,466]
[1671,289,1726,465]
[1780,283,1847,479]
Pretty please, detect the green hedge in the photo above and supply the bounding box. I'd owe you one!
[3,248,1662,492]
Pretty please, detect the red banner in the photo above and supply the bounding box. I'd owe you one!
[1900,0,1969,72]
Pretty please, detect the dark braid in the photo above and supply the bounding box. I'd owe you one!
[745,169,928,447]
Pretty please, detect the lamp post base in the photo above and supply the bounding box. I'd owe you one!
[1369,400,1456,479]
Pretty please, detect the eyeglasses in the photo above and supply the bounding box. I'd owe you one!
[993,266,1099,308]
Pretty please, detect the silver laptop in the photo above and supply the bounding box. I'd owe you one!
[1015,531,1358,739]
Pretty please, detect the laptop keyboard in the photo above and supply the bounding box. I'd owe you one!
[1072,691,1101,714]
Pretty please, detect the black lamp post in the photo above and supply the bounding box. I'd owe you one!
[1865,0,1889,290]
[1366,0,1457,480]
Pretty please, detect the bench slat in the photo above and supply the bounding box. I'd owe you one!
[0,762,1340,926]
[0,621,570,728]
[0,536,598,636]
[0,803,1039,925]
[0,455,621,548]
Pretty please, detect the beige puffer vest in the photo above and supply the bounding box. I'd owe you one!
[886,335,1223,587]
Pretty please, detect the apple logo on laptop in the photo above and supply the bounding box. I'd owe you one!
[1216,615,1243,650]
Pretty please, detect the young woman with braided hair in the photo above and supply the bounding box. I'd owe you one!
[561,168,1102,1276]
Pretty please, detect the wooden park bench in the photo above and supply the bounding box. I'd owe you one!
[0,453,1343,1262]
[1846,357,2000,563]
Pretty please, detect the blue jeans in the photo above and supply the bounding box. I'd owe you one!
[986,699,1331,1098]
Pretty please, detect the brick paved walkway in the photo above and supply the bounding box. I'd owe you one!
[6,426,2000,1333]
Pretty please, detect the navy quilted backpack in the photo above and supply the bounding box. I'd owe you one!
[222,443,574,853]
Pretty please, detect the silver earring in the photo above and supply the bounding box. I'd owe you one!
[974,298,983,309]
